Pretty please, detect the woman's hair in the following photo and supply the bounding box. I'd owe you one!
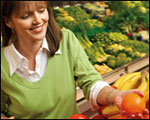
[1,1,63,57]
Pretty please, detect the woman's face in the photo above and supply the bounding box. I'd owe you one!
[7,2,49,42]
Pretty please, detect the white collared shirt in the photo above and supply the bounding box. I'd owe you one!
[4,38,109,110]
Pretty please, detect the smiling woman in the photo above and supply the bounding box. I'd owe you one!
[1,1,149,119]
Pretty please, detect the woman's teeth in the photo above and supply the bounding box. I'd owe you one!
[31,26,43,32]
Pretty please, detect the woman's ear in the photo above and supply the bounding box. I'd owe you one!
[4,17,14,29]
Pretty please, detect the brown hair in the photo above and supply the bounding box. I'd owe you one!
[1,1,63,57]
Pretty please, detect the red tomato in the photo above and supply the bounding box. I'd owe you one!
[70,114,89,119]
[92,114,104,119]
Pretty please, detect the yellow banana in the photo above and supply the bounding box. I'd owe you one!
[113,72,141,89]
[144,72,149,103]
[144,88,149,103]
[120,74,142,91]
[101,104,120,117]
[112,72,138,88]
[145,71,149,88]
[137,72,148,95]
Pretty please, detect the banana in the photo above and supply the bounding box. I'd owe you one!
[146,71,149,81]
[112,72,141,89]
[120,73,142,91]
[144,88,149,103]
[101,104,120,117]
[144,72,149,103]
[137,72,148,95]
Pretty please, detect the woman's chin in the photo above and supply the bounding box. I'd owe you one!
[30,34,46,41]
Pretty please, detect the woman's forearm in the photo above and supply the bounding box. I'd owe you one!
[96,86,121,105]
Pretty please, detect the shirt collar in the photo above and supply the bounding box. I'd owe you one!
[42,37,50,52]
[42,37,62,55]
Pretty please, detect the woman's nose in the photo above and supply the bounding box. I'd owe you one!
[32,12,42,24]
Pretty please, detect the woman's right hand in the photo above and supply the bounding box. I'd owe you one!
[1,114,15,119]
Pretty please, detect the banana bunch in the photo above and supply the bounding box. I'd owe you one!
[101,71,149,118]
[112,72,141,89]
[112,71,149,93]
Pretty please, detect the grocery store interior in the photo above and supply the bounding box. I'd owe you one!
[1,1,149,119]
[50,1,149,119]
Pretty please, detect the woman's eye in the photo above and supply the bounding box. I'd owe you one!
[21,13,30,19]
[39,7,45,13]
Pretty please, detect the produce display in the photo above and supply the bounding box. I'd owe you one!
[53,1,149,75]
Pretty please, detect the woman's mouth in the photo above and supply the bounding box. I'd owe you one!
[30,25,43,33]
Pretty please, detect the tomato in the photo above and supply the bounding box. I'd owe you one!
[70,114,89,119]
[92,114,104,119]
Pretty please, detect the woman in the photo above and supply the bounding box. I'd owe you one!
[1,1,148,119]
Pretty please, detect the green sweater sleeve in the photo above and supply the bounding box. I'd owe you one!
[67,30,103,100]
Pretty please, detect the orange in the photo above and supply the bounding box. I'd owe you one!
[121,93,146,115]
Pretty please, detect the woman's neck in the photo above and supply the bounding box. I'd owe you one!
[14,39,43,60]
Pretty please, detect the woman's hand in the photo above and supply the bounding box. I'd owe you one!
[114,89,149,119]
[1,114,15,119]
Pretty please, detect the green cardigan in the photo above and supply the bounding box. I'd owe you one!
[1,29,103,119]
